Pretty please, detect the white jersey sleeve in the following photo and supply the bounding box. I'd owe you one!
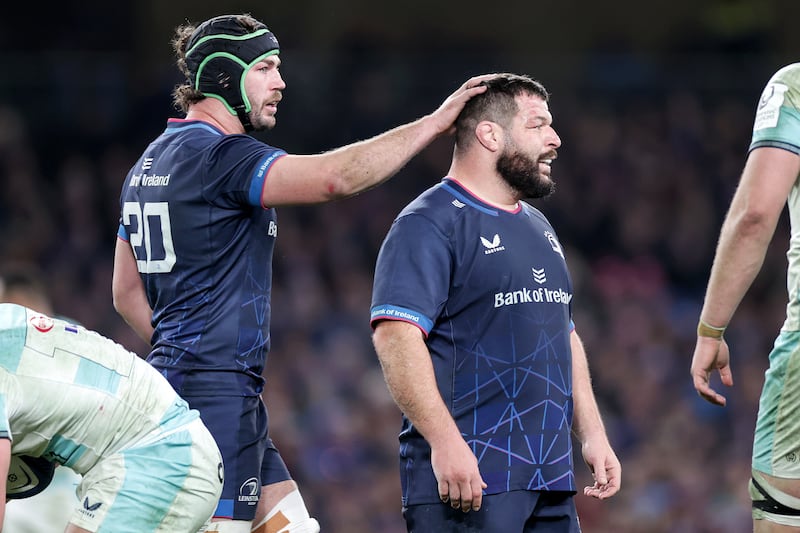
[749,64,800,331]
[0,303,197,474]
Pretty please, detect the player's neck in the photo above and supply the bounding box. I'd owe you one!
[447,161,520,211]
[185,100,245,135]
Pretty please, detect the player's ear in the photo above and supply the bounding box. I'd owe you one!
[475,121,501,152]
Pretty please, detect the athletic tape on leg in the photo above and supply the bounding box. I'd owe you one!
[251,489,319,533]
[750,472,800,527]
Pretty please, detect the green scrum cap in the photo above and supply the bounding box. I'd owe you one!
[184,15,280,131]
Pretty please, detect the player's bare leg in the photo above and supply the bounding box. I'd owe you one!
[251,479,319,533]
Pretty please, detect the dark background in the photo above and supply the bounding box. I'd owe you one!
[2,1,800,531]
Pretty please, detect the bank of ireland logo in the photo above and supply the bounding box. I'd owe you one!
[532,267,547,284]
[481,234,505,255]
[544,231,564,259]
[239,477,260,505]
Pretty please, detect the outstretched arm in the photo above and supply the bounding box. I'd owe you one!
[112,238,154,346]
[262,74,495,206]
[372,320,487,513]
[691,147,800,405]
[570,330,621,500]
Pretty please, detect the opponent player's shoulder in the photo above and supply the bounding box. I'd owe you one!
[0,303,28,335]
[756,63,800,115]
[752,63,800,149]
[767,63,800,88]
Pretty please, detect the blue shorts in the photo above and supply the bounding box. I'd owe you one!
[403,490,579,533]
[186,394,291,521]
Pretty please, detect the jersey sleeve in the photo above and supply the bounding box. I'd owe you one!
[204,135,287,208]
[370,213,452,336]
[751,63,800,154]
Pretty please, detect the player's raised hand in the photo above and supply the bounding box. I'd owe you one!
[427,74,497,135]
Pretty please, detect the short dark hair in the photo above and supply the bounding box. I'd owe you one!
[454,73,549,151]
[0,264,47,296]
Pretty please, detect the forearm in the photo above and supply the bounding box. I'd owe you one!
[115,297,154,345]
[327,115,443,198]
[373,321,461,448]
[701,147,798,328]
[570,331,608,444]
[112,239,154,345]
[262,75,494,206]
[700,199,777,327]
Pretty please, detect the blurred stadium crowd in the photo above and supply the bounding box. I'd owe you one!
[0,12,796,531]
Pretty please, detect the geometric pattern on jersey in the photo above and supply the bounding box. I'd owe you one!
[457,308,574,491]
[371,178,576,505]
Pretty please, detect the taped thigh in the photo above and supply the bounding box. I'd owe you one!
[750,472,800,527]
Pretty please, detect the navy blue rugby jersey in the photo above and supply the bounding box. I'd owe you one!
[117,118,286,397]
[370,177,576,505]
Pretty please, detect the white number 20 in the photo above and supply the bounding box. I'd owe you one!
[122,202,176,274]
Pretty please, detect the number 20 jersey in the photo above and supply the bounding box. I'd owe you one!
[117,119,286,397]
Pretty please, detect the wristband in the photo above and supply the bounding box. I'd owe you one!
[697,319,726,339]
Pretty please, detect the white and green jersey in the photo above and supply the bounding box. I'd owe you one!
[0,303,198,475]
[751,63,800,331]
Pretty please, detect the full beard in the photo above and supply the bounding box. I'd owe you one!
[496,149,555,200]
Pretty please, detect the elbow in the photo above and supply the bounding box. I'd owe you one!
[111,290,126,318]
[318,155,370,200]
[733,209,774,238]
[111,281,134,320]
[321,173,355,201]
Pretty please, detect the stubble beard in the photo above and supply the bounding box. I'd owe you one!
[249,112,277,132]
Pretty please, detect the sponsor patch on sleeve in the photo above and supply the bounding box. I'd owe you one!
[754,82,788,131]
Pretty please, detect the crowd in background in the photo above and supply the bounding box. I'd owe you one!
[0,39,793,531]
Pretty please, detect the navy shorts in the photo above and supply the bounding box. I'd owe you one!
[186,394,292,521]
[403,490,579,533]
